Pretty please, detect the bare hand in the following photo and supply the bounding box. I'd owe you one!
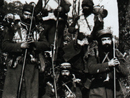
[21,42,30,49]
[108,58,120,67]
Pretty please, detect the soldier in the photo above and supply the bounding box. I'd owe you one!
[42,62,82,98]
[2,3,49,98]
[62,32,90,98]
[38,0,71,62]
[87,29,129,98]
[58,62,82,98]
[68,0,108,41]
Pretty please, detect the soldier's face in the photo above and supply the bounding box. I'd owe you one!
[61,70,71,82]
[61,70,70,76]
[101,37,112,48]
[23,11,32,23]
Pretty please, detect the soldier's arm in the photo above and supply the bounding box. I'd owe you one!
[33,33,50,51]
[116,59,129,77]
[2,29,23,53]
[115,49,129,77]
[87,55,110,74]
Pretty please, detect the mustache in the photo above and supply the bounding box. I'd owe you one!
[104,44,111,47]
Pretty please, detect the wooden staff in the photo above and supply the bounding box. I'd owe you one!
[51,0,61,97]
[113,36,116,98]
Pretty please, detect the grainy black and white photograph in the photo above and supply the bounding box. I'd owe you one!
[0,0,130,98]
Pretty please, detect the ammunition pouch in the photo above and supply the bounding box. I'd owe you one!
[6,54,38,68]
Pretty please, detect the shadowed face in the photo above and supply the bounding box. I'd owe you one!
[60,69,71,82]
[101,37,112,46]
[101,37,112,51]
[61,70,70,76]
[23,11,32,23]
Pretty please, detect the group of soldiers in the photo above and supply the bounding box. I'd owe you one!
[0,0,129,98]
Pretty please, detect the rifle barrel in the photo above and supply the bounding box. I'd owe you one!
[17,49,27,98]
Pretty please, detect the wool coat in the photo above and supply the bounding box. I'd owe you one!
[2,22,49,98]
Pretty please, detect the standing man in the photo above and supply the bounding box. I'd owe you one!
[2,3,49,98]
[87,29,129,98]
[63,32,90,98]
[40,0,71,59]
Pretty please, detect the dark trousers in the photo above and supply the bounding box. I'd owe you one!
[2,63,39,98]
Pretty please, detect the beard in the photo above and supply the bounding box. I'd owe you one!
[59,75,72,83]
[102,44,112,52]
[23,18,31,24]
[26,19,31,24]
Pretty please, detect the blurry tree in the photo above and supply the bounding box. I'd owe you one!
[5,1,23,16]
[118,0,130,53]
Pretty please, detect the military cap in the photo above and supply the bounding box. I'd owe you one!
[60,62,71,69]
[22,3,34,13]
[96,29,112,39]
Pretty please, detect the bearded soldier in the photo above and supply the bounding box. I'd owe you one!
[42,62,82,98]
[2,3,49,98]
[87,29,129,98]
[62,32,91,98]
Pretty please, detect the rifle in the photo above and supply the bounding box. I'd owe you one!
[51,0,61,98]
[17,4,35,98]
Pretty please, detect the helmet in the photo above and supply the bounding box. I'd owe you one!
[96,29,112,39]
[60,62,71,70]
